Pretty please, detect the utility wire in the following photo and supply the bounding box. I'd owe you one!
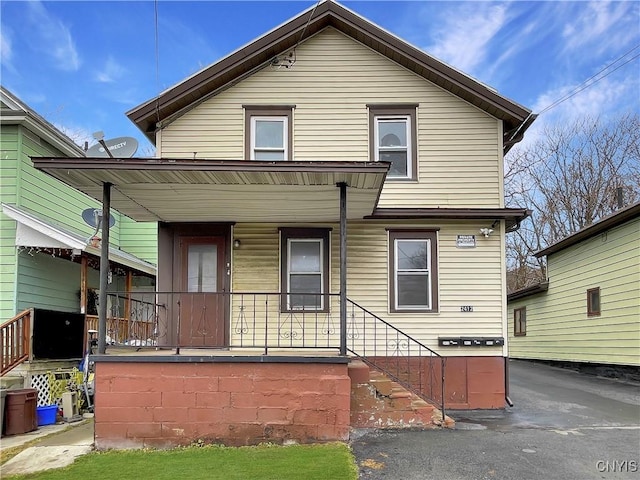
[537,44,640,116]
[154,0,161,127]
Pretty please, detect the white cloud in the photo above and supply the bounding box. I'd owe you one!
[27,1,80,72]
[0,27,12,65]
[562,1,639,55]
[94,56,127,83]
[517,70,639,151]
[425,3,510,74]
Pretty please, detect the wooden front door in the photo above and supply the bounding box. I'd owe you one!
[179,236,227,347]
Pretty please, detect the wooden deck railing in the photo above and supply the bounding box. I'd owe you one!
[86,315,156,347]
[1,309,32,376]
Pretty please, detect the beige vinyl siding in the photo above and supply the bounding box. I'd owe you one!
[231,220,505,355]
[508,217,640,366]
[160,27,502,208]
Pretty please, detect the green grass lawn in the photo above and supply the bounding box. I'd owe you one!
[5,443,358,480]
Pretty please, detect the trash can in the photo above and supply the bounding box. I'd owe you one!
[3,388,37,436]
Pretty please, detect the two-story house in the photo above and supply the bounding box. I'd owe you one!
[0,86,157,395]
[508,202,640,370]
[33,1,535,447]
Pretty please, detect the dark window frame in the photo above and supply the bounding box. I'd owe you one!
[279,227,331,313]
[587,287,601,316]
[244,105,294,160]
[514,307,526,336]
[368,104,418,181]
[388,229,439,313]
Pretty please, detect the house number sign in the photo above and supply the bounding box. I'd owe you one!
[460,306,474,312]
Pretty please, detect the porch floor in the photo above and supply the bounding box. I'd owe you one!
[95,346,348,364]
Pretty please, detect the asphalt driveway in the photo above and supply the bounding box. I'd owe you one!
[351,359,640,480]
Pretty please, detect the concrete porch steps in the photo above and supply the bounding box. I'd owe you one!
[348,359,453,429]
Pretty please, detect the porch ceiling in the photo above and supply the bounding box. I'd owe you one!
[31,159,389,222]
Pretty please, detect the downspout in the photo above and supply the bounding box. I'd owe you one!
[97,182,112,355]
[338,182,347,356]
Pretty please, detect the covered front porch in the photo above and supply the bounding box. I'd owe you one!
[31,158,449,446]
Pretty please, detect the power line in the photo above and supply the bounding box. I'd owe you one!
[537,44,640,116]
[154,0,161,127]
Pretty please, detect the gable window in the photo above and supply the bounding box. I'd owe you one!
[369,105,417,180]
[514,307,526,336]
[244,106,293,160]
[280,228,330,312]
[587,287,600,316]
[388,230,438,312]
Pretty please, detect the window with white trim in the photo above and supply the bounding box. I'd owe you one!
[244,106,293,160]
[251,116,287,160]
[369,105,417,180]
[389,230,438,312]
[280,228,330,312]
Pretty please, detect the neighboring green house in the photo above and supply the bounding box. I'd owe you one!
[508,201,640,367]
[0,86,157,335]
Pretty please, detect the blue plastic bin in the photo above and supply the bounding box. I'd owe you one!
[36,405,58,426]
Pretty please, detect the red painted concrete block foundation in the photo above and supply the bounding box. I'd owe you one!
[94,361,350,449]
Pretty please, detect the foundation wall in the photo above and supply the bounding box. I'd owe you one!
[94,361,350,449]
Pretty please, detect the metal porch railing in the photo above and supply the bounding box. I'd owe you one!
[345,299,446,417]
[89,291,445,415]
[95,291,342,353]
[1,308,32,376]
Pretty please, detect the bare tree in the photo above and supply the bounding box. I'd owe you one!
[505,113,640,292]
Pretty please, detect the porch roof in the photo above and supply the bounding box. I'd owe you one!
[31,158,389,223]
[1,203,156,276]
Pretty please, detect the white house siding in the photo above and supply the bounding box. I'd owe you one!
[231,220,506,357]
[159,27,502,209]
[508,217,640,366]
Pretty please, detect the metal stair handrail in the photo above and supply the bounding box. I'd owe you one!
[345,299,446,417]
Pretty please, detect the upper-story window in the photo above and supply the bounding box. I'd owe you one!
[244,106,293,160]
[369,104,417,180]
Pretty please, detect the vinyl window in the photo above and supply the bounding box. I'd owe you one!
[389,230,438,312]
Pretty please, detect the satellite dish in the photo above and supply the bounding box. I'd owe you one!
[86,136,138,158]
[81,208,116,228]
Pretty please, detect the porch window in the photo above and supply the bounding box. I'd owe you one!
[244,106,293,160]
[514,307,526,336]
[388,230,439,313]
[280,228,330,312]
[587,287,600,316]
[369,105,417,180]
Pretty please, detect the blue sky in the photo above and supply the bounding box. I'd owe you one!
[1,0,639,156]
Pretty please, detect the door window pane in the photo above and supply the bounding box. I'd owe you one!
[188,244,217,292]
